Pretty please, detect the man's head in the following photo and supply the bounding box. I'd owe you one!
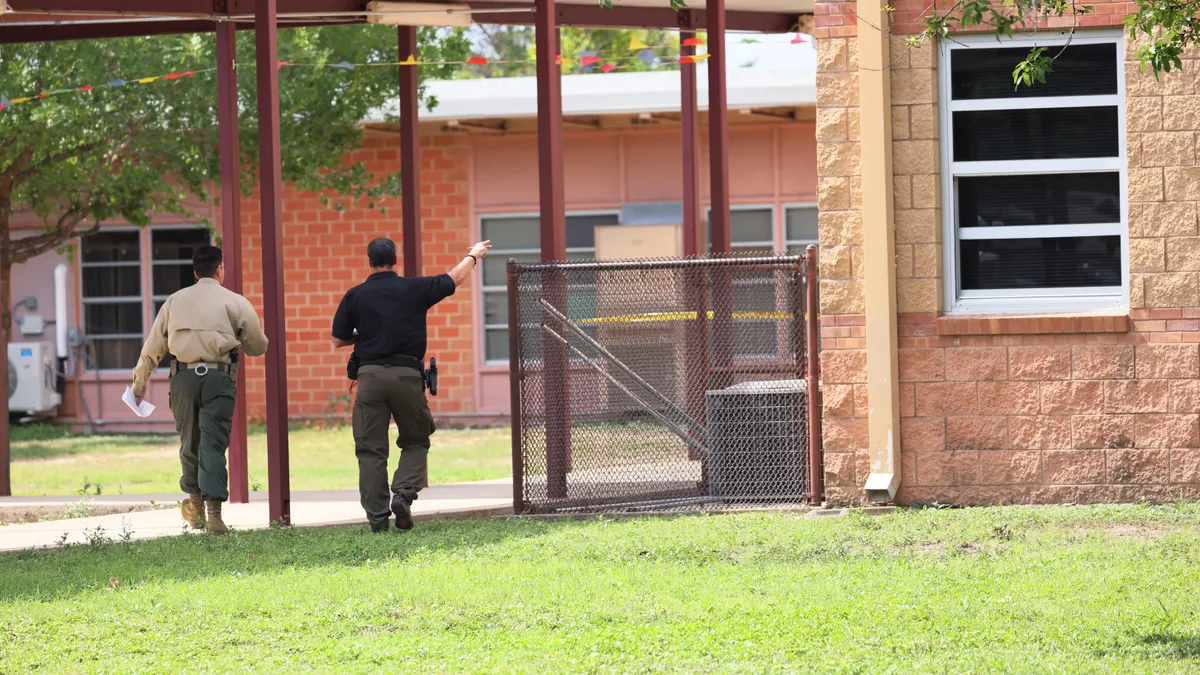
[367,237,398,270]
[193,245,224,284]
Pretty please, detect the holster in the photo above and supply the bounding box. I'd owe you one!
[347,352,360,381]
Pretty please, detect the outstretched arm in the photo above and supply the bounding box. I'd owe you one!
[447,241,492,288]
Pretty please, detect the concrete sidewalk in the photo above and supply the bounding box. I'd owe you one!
[0,479,513,552]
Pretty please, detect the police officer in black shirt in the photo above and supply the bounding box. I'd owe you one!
[332,237,491,533]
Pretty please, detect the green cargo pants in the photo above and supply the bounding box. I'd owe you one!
[169,367,236,502]
[353,364,435,527]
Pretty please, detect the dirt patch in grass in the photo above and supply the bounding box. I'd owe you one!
[0,503,169,526]
[1097,523,1175,539]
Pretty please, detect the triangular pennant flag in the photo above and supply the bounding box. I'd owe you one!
[49,88,71,95]
[400,55,417,65]
[679,55,696,64]
[600,64,617,73]
[791,34,807,44]
[278,61,291,68]
[165,73,184,80]
[741,38,761,44]
[11,97,30,104]
[629,34,648,50]
[466,56,488,65]
[683,37,705,47]
[76,85,94,92]
[693,53,711,61]
[580,55,601,66]
[637,49,657,65]
[560,58,574,68]
[137,77,159,84]
[332,61,356,69]
[0,96,10,107]
[109,80,126,87]
[38,93,49,98]
[555,54,562,65]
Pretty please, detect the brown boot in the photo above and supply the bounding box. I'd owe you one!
[205,500,230,535]
[181,493,204,529]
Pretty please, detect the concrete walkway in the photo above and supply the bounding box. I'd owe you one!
[0,479,513,552]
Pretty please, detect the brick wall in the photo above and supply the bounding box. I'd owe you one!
[230,132,476,422]
[815,0,1200,504]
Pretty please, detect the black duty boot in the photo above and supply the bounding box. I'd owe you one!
[369,520,390,534]
[391,493,413,531]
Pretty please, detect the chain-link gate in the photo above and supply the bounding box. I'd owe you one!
[507,249,822,514]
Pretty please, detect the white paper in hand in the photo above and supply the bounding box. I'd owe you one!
[122,387,156,418]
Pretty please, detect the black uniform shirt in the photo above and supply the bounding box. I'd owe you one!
[331,271,456,365]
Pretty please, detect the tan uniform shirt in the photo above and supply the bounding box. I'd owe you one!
[131,278,268,397]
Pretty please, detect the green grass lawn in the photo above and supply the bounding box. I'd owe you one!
[10,424,512,496]
[3,506,1200,673]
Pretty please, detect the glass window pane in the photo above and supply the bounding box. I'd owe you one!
[153,263,196,297]
[483,252,538,287]
[707,209,774,246]
[566,213,619,249]
[958,173,1121,228]
[786,207,819,243]
[90,338,142,371]
[951,43,1118,101]
[484,291,508,326]
[84,302,142,336]
[485,328,509,362]
[82,266,140,299]
[152,228,209,262]
[482,217,540,250]
[81,231,139,263]
[730,321,777,359]
[960,235,1121,290]
[953,107,1119,162]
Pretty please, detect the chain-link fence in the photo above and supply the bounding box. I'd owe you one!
[507,250,822,514]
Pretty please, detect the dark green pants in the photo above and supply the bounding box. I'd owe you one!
[169,368,236,502]
[353,365,435,526]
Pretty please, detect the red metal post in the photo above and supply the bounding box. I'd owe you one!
[681,24,708,468]
[255,0,291,525]
[217,21,249,505]
[536,0,569,500]
[805,245,823,503]
[507,259,525,512]
[706,3,735,385]
[398,25,422,279]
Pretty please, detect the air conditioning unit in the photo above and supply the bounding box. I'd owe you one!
[9,342,61,417]
[706,379,808,502]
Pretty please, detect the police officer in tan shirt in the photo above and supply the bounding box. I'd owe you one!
[131,245,268,534]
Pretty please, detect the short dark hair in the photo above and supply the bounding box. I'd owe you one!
[367,237,397,268]
[193,245,223,278]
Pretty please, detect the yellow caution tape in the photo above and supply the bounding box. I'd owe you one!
[577,310,812,325]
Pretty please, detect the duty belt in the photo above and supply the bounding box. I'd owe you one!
[169,360,233,377]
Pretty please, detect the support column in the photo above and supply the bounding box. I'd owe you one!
[705,2,734,386]
[217,21,249,504]
[536,0,569,499]
[681,23,708,469]
[398,25,422,279]
[255,0,291,525]
[858,0,901,502]
[706,0,731,254]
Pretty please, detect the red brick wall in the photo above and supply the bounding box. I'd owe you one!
[229,132,475,421]
[823,313,1200,505]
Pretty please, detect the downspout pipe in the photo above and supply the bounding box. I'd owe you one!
[858,0,902,502]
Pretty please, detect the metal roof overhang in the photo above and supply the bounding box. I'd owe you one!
[1,0,812,44]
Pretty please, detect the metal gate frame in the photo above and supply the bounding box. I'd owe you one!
[506,247,823,513]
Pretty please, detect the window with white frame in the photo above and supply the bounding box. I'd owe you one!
[784,205,818,254]
[707,206,779,359]
[480,212,619,364]
[80,226,211,371]
[939,32,1126,314]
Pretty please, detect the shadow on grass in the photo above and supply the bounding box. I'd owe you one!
[1139,632,1200,659]
[0,517,571,603]
[12,434,176,461]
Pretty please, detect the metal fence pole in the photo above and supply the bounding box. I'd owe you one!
[805,245,823,504]
[507,259,524,513]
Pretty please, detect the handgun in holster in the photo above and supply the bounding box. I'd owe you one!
[229,349,239,382]
[424,357,438,397]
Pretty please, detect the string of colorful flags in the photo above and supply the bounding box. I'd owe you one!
[0,33,808,113]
